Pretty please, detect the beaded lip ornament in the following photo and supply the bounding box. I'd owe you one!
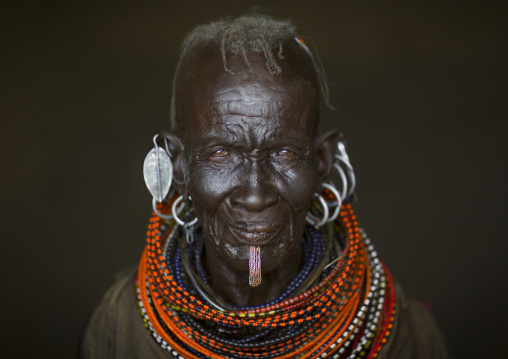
[141,136,397,359]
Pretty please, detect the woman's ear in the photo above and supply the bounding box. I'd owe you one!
[315,129,340,183]
[159,131,188,198]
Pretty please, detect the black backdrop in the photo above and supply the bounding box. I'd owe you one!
[1,1,506,358]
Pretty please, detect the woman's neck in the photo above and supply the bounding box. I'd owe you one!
[203,245,303,307]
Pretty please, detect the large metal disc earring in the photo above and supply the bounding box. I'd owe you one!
[305,193,330,228]
[171,195,198,227]
[144,134,175,219]
[143,134,173,202]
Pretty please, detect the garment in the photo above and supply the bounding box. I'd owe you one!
[81,267,449,359]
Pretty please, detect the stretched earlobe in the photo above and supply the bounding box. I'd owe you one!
[315,129,340,183]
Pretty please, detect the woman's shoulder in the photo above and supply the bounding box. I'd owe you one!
[81,270,449,359]
[378,283,450,359]
[80,267,174,359]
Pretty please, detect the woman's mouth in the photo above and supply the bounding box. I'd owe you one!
[229,224,279,245]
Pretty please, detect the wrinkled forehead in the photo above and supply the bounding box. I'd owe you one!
[172,40,320,141]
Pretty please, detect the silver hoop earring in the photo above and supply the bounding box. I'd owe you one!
[171,195,198,227]
[152,192,185,220]
[305,193,329,228]
[143,134,173,202]
[334,141,356,198]
[333,163,348,200]
[322,183,342,223]
[152,197,172,220]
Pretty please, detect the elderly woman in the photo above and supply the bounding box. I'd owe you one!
[82,15,448,358]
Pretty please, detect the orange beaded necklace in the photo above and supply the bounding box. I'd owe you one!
[136,200,396,359]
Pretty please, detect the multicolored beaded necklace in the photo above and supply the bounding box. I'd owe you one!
[136,200,396,358]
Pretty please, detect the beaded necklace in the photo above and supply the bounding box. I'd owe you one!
[181,226,328,312]
[136,201,396,358]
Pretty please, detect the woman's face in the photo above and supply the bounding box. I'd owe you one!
[174,43,323,273]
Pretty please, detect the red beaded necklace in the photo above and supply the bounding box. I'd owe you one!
[136,200,396,359]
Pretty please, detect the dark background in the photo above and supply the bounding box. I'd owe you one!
[1,1,506,358]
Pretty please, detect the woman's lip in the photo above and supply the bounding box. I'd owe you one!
[232,223,277,233]
[230,226,279,245]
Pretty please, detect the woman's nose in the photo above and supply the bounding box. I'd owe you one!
[229,164,278,212]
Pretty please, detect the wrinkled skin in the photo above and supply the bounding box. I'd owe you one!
[166,40,338,306]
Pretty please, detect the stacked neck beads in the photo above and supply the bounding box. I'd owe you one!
[136,202,396,359]
[187,226,327,311]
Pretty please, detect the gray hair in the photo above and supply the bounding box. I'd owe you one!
[170,14,332,129]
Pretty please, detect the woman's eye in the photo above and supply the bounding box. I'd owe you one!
[209,149,230,161]
[276,149,296,157]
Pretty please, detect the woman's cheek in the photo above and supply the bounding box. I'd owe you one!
[189,165,237,214]
[275,166,318,210]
